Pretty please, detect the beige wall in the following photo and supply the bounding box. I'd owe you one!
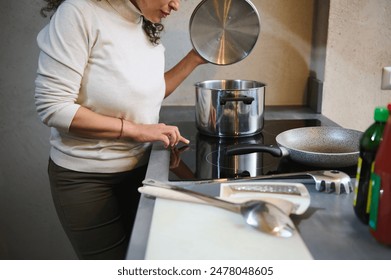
[322,0,391,131]
[162,0,314,106]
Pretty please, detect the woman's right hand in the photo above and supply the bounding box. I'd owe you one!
[124,121,190,148]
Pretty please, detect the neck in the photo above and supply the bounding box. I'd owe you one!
[129,0,139,10]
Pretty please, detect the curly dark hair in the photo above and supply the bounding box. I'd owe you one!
[40,0,164,45]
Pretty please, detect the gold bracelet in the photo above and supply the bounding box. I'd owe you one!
[117,118,124,139]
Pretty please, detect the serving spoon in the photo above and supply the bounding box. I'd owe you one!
[142,179,295,238]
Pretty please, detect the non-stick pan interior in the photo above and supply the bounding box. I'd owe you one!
[276,126,362,167]
[276,127,361,155]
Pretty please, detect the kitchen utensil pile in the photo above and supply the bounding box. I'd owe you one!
[140,170,353,238]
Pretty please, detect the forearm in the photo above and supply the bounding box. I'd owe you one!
[164,49,206,97]
[69,107,124,139]
[69,106,189,148]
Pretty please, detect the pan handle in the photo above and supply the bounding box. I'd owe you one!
[225,144,283,157]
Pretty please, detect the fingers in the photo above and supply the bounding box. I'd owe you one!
[164,131,190,148]
[161,124,189,148]
[178,135,190,145]
[130,123,189,148]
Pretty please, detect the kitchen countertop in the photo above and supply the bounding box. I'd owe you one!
[126,106,391,260]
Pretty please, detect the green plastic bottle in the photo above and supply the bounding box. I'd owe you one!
[353,107,389,224]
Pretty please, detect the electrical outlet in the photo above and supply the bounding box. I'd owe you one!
[381,67,391,90]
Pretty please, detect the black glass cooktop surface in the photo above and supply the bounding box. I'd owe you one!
[168,119,357,181]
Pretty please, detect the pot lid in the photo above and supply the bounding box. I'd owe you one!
[189,0,260,65]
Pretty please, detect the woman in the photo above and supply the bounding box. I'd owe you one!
[35,0,206,259]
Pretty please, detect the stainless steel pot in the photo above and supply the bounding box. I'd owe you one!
[195,80,265,137]
[189,0,260,65]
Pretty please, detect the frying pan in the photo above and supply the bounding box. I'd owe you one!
[189,0,260,65]
[225,126,362,168]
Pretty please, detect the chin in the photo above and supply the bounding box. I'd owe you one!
[151,18,162,24]
[143,15,162,23]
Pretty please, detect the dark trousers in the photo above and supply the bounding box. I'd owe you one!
[48,158,146,260]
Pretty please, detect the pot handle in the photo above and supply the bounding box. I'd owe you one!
[225,144,283,157]
[220,96,254,105]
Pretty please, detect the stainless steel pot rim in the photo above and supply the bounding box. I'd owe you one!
[189,0,261,65]
[195,79,266,90]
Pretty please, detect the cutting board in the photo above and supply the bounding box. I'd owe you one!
[145,198,313,260]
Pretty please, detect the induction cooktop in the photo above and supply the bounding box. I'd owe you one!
[168,119,357,181]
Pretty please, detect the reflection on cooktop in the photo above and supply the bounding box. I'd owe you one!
[168,119,357,181]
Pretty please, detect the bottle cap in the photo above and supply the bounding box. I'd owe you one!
[374,107,389,122]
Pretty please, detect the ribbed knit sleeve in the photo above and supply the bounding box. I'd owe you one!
[35,1,94,131]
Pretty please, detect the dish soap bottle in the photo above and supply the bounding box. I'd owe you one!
[353,106,389,224]
[369,104,391,244]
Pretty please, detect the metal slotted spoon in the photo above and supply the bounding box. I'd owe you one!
[195,170,353,195]
[248,170,353,194]
[303,170,353,194]
[142,179,295,238]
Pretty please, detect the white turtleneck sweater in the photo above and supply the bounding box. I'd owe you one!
[35,0,166,173]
